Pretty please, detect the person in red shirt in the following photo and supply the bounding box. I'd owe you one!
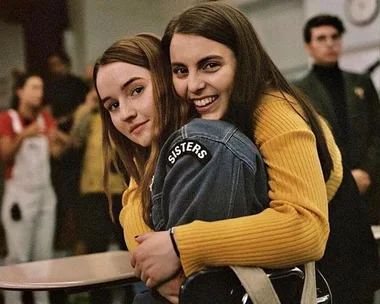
[0,72,67,304]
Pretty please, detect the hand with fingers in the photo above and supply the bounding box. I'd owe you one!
[131,231,182,289]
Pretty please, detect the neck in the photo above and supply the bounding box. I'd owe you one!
[313,61,339,68]
[313,63,340,71]
[18,104,40,120]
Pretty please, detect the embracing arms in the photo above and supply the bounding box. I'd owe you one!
[121,94,342,279]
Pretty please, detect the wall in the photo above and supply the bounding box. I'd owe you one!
[66,0,197,75]
[0,21,24,109]
[0,0,378,107]
[240,0,307,80]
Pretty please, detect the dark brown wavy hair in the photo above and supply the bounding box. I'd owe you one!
[162,2,333,180]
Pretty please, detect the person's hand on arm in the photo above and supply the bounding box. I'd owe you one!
[131,119,264,302]
[156,271,185,304]
[48,127,70,158]
[132,231,182,288]
[351,169,371,194]
[119,179,155,252]
[132,232,184,304]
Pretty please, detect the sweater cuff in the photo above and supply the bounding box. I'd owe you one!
[119,200,153,252]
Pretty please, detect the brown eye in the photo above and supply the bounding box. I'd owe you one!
[203,62,220,71]
[105,100,119,112]
[173,67,188,77]
[131,86,144,96]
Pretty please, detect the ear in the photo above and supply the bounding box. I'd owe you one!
[15,87,23,98]
[304,43,312,56]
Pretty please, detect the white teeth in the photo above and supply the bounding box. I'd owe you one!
[193,96,217,107]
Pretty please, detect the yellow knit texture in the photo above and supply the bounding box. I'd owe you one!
[119,92,343,276]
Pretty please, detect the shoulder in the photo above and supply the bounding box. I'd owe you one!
[0,111,14,135]
[40,110,54,121]
[176,118,254,150]
[342,70,362,77]
[343,70,377,93]
[254,92,314,146]
[40,110,57,128]
[0,110,12,124]
[256,92,309,127]
[343,70,373,83]
[122,178,138,207]
[181,118,236,138]
[165,118,259,169]
[73,104,90,121]
[293,71,313,88]
[0,110,11,122]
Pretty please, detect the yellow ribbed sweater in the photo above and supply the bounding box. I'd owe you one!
[119,92,343,277]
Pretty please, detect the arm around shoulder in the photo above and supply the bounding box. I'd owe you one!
[174,96,333,276]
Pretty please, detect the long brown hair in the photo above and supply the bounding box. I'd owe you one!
[162,2,333,180]
[93,34,188,225]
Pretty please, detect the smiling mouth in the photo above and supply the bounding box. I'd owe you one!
[192,96,218,107]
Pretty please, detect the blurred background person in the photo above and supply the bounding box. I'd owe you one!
[0,72,67,304]
[294,14,380,304]
[44,52,88,121]
[44,52,88,254]
[70,86,132,304]
[295,15,380,222]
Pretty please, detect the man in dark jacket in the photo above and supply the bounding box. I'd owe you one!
[294,14,380,304]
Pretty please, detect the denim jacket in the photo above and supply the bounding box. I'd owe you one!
[151,118,269,231]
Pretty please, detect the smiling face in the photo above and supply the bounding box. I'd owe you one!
[306,25,342,66]
[170,34,237,120]
[96,62,155,147]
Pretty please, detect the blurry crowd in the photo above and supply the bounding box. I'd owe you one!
[0,52,131,304]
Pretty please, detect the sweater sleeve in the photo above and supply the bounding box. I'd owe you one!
[175,94,342,276]
[119,178,153,252]
[119,93,343,276]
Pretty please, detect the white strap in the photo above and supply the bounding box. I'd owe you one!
[231,262,316,304]
[301,262,317,304]
[8,109,22,133]
[231,266,280,304]
[8,109,45,134]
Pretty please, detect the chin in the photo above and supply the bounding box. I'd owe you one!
[139,138,152,148]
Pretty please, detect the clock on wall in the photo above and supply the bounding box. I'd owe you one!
[345,0,379,26]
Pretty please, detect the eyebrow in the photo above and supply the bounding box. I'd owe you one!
[101,77,143,103]
[171,55,224,67]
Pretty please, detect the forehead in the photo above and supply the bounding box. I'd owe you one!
[96,62,151,95]
[48,56,63,65]
[24,76,43,87]
[170,34,235,62]
[310,25,339,38]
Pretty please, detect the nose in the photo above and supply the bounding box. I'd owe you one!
[119,99,137,121]
[325,37,335,47]
[187,72,205,94]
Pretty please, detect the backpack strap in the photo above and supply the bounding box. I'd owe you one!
[231,262,316,304]
[231,266,280,304]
